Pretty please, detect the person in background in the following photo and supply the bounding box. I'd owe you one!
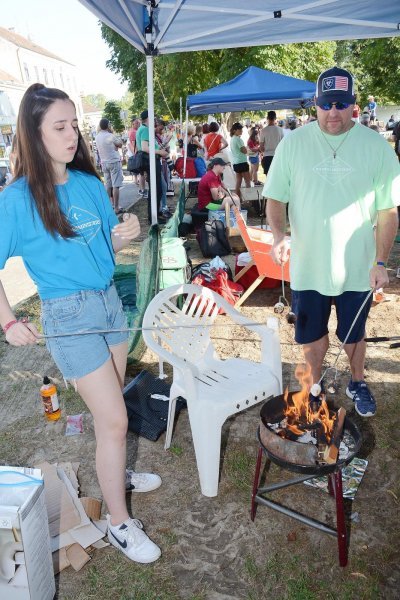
[0,83,162,564]
[352,102,360,123]
[197,157,240,211]
[247,127,262,185]
[230,122,251,198]
[127,117,144,189]
[386,115,397,131]
[259,110,284,177]
[265,66,400,418]
[136,110,168,224]
[186,125,202,158]
[194,124,205,157]
[155,119,172,219]
[203,122,228,161]
[367,95,377,122]
[95,118,124,214]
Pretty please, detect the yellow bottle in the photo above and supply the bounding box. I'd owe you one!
[40,376,61,421]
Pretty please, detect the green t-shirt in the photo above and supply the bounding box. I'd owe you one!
[230,135,247,165]
[135,124,159,151]
[263,121,400,295]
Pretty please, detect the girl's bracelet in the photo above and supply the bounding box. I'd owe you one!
[2,317,29,333]
[374,261,387,267]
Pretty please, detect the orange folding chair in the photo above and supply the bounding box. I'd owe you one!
[232,206,290,308]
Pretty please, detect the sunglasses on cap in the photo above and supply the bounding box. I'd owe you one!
[319,101,352,111]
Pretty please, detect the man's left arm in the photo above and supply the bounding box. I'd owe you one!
[369,207,399,289]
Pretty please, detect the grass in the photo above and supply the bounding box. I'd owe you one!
[61,552,179,600]
[60,384,87,415]
[243,551,383,600]
[224,445,256,493]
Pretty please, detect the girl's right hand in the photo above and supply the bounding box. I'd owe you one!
[6,321,40,346]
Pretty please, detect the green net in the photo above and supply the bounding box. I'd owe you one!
[114,182,186,364]
[114,225,159,364]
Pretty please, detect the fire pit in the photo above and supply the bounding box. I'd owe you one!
[259,392,362,475]
[250,389,362,567]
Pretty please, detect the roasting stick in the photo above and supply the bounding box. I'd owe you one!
[310,288,374,397]
[36,319,275,340]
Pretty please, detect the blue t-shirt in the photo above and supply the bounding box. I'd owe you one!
[0,170,119,299]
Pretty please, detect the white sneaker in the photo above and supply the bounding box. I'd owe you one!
[125,469,162,493]
[107,515,161,563]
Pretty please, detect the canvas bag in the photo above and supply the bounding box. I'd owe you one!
[197,220,231,258]
[159,237,191,290]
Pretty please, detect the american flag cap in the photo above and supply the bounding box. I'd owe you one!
[315,67,356,106]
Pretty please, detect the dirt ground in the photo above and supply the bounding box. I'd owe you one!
[0,190,399,600]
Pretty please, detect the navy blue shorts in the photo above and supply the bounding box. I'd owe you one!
[291,290,372,345]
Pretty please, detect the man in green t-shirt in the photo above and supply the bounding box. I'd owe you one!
[137,110,169,224]
[264,66,400,418]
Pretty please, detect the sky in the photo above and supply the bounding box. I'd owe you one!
[2,0,128,99]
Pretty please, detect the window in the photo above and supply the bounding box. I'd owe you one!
[23,63,30,81]
[59,72,64,87]
[34,66,39,81]
[52,70,56,86]
[43,68,48,85]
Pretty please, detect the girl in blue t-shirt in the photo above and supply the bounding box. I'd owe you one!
[0,84,161,564]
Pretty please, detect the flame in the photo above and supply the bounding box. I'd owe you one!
[283,364,336,443]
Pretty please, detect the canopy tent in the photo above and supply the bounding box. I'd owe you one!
[79,0,400,222]
[187,66,316,115]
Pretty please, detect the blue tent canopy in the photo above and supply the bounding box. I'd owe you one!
[187,66,316,115]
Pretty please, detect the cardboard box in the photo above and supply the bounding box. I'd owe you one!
[0,467,55,600]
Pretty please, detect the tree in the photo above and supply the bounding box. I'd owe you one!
[100,24,336,120]
[103,100,124,132]
[82,94,107,110]
[335,38,400,106]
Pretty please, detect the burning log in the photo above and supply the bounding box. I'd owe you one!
[323,408,346,464]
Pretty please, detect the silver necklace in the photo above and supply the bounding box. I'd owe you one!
[320,127,352,159]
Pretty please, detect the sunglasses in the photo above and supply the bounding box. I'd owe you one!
[319,102,351,111]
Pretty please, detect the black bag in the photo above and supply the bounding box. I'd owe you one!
[129,151,149,174]
[197,220,231,258]
[127,155,136,172]
[124,370,186,441]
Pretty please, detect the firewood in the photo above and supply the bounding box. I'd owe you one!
[323,407,346,464]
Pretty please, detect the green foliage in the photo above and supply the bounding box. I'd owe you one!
[101,23,399,120]
[101,24,335,119]
[335,37,400,106]
[103,100,124,132]
[82,93,107,109]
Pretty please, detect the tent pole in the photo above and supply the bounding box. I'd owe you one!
[179,97,183,138]
[183,108,189,174]
[146,54,158,225]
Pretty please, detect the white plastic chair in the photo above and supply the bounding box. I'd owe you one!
[142,284,282,497]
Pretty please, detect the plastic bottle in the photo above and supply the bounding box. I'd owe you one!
[40,376,61,421]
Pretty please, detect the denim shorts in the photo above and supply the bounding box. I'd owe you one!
[249,156,260,165]
[291,290,372,345]
[41,283,128,380]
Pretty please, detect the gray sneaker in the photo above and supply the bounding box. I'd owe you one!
[107,515,161,563]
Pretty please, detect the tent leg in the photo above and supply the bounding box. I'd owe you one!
[146,54,158,225]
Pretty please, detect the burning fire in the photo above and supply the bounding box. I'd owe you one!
[283,364,336,443]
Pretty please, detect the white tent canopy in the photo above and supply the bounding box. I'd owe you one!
[79,0,400,222]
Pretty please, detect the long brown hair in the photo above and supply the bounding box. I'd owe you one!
[14,84,100,238]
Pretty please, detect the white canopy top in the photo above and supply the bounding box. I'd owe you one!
[79,1,399,55]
